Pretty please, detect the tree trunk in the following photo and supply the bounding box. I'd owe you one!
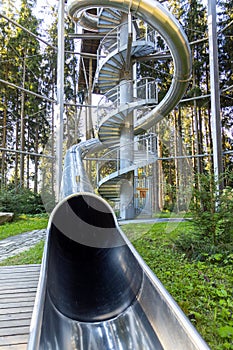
[15,116,19,192]
[27,124,30,189]
[1,95,7,189]
[20,59,26,188]
[34,119,39,194]
[174,110,180,212]
[157,125,163,210]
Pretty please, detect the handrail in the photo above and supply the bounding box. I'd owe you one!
[94,20,157,90]
[97,19,157,56]
[96,77,158,125]
[96,133,157,183]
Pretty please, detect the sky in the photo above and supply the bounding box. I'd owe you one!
[8,0,57,27]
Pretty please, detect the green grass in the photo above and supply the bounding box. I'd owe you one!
[152,211,193,219]
[119,222,155,241]
[0,240,45,266]
[0,219,232,349]
[130,222,233,350]
[121,220,193,242]
[0,214,48,240]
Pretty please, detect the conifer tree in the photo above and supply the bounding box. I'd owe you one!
[218,0,233,174]
[0,1,19,188]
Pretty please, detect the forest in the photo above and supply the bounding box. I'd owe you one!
[0,0,232,214]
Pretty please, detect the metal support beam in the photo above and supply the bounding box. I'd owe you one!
[135,53,172,62]
[55,0,65,201]
[19,58,26,188]
[125,13,133,72]
[119,13,134,219]
[208,0,223,189]
[87,58,94,140]
[0,147,54,159]
[68,33,116,39]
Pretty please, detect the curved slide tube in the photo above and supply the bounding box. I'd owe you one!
[68,0,192,134]
[28,193,210,349]
[28,0,210,349]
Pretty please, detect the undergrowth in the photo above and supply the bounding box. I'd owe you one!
[130,222,233,350]
[0,188,46,214]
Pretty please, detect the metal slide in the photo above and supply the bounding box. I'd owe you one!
[28,0,211,349]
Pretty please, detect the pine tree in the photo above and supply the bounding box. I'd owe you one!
[218,0,233,175]
[0,0,51,192]
[0,1,19,188]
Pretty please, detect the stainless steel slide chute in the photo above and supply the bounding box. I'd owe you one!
[28,192,210,349]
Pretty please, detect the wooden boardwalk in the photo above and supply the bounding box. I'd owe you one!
[0,265,40,349]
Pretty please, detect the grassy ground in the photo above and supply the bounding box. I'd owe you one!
[0,214,48,240]
[130,222,233,350]
[0,219,232,349]
[0,240,45,266]
[152,211,192,219]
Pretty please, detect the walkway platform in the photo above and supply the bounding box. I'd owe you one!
[0,264,40,349]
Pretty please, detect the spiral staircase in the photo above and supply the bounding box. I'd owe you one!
[66,0,192,219]
[97,34,159,215]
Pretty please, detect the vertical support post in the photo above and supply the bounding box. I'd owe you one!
[20,58,26,188]
[146,78,148,100]
[55,0,65,201]
[88,58,93,139]
[155,81,158,103]
[119,13,135,219]
[117,149,119,173]
[208,0,223,191]
[96,160,99,186]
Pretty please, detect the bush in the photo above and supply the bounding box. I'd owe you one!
[0,188,46,214]
[174,172,233,261]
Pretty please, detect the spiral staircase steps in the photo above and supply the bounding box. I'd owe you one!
[98,8,122,29]
[97,43,155,95]
[98,149,157,201]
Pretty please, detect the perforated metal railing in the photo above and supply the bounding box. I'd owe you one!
[96,77,158,126]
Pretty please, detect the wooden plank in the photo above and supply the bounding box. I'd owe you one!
[0,291,36,298]
[0,286,37,292]
[0,268,40,278]
[0,301,35,309]
[0,319,31,329]
[0,273,40,280]
[0,290,36,303]
[0,264,40,271]
[0,326,30,337]
[0,265,40,347]
[0,284,38,291]
[0,334,28,346]
[0,267,40,275]
[0,275,40,282]
[0,280,39,287]
[0,308,34,316]
[0,295,36,303]
[0,275,39,287]
[0,268,40,275]
[0,345,27,350]
[0,313,32,322]
[0,282,39,291]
